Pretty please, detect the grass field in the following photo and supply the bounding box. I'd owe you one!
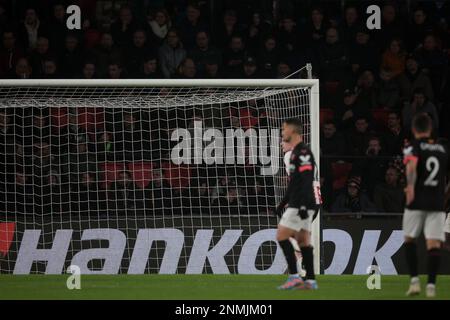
[0,275,449,300]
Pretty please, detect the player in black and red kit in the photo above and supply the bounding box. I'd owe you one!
[403,113,449,298]
[275,118,320,290]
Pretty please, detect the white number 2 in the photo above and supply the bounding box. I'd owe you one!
[424,156,439,186]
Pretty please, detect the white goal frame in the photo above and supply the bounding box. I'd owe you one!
[0,78,321,274]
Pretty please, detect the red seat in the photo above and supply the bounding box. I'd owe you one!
[128,162,154,189]
[331,162,352,190]
[372,108,389,129]
[77,107,104,132]
[161,162,191,189]
[99,162,125,189]
[51,107,69,132]
[239,109,259,129]
[320,109,334,125]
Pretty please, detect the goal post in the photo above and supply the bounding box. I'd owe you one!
[0,78,320,275]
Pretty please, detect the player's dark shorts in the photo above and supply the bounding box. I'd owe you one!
[279,208,314,232]
[403,209,446,241]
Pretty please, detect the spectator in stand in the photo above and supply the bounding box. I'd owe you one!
[382,111,405,156]
[176,4,207,51]
[373,166,405,213]
[339,5,362,46]
[356,136,388,197]
[212,187,245,215]
[373,3,405,50]
[149,168,172,213]
[110,5,137,47]
[125,29,156,77]
[318,27,350,82]
[59,33,83,78]
[4,169,34,214]
[204,57,221,79]
[320,120,347,158]
[177,57,196,79]
[43,169,70,214]
[406,7,433,52]
[396,54,434,102]
[114,111,151,161]
[42,58,58,78]
[304,6,329,49]
[18,7,48,51]
[216,9,244,50]
[137,54,162,78]
[14,57,32,78]
[22,108,51,149]
[81,61,97,79]
[277,16,299,59]
[246,11,272,55]
[348,27,380,75]
[376,68,400,109]
[29,36,51,78]
[60,139,97,183]
[346,116,372,157]
[414,34,448,100]
[189,31,221,77]
[145,8,171,46]
[93,32,122,78]
[71,172,105,213]
[107,62,123,79]
[331,176,377,213]
[276,61,291,79]
[0,110,15,181]
[335,87,370,131]
[381,38,406,77]
[32,141,57,185]
[158,28,186,79]
[223,34,246,78]
[355,70,378,109]
[402,87,439,134]
[95,129,115,162]
[258,35,281,78]
[0,31,23,78]
[247,178,270,215]
[48,3,68,54]
[241,56,259,78]
[57,109,90,155]
[108,170,145,210]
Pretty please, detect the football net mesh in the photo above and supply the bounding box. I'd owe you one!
[0,81,318,274]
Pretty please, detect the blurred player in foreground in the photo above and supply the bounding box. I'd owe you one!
[403,113,449,298]
[275,118,320,290]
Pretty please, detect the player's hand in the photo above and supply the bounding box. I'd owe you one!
[404,185,415,206]
[298,206,308,220]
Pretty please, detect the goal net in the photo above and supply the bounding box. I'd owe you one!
[0,79,320,275]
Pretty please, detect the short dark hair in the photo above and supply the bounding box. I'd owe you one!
[283,118,303,135]
[412,113,432,133]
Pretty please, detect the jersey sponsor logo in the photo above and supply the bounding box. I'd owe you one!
[403,146,413,156]
[299,155,311,164]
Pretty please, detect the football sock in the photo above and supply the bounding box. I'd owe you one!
[301,246,315,280]
[427,248,441,284]
[404,242,418,278]
[278,239,298,275]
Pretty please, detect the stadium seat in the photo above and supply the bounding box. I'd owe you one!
[128,162,154,188]
[331,161,352,190]
[372,108,390,129]
[239,109,259,129]
[161,162,191,189]
[50,107,69,130]
[320,108,334,125]
[99,162,126,189]
[50,107,104,133]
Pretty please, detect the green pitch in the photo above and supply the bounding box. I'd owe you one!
[0,275,449,300]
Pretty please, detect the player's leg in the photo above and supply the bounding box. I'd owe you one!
[295,210,317,290]
[402,209,425,296]
[276,208,304,289]
[423,212,446,298]
[444,213,450,251]
[288,237,306,278]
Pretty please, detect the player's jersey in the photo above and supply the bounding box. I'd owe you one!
[403,138,449,211]
[281,142,316,209]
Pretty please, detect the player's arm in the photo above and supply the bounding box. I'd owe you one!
[403,146,418,206]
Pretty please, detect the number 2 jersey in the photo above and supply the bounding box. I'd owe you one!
[403,138,449,211]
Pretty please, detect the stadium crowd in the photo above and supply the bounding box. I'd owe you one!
[0,0,450,215]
